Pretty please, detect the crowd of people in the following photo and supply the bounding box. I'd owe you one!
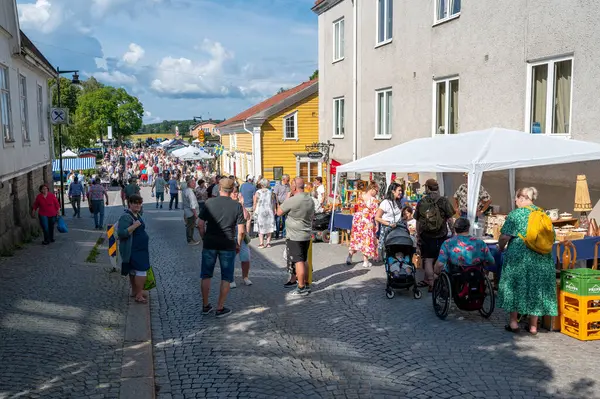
[35,144,558,330]
[344,176,557,335]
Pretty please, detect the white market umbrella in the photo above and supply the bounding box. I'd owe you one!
[335,127,600,226]
[61,149,78,158]
[172,146,213,161]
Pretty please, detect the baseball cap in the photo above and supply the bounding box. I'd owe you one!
[219,178,234,191]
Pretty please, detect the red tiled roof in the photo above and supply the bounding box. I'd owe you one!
[217,79,318,128]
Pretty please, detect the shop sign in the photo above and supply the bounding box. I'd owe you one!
[308,151,323,159]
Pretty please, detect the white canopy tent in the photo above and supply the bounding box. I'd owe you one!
[160,139,173,147]
[61,149,78,158]
[171,146,213,161]
[333,128,600,229]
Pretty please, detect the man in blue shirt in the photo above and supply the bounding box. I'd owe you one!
[168,176,180,210]
[239,175,256,234]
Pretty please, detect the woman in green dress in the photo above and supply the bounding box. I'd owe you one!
[498,187,558,335]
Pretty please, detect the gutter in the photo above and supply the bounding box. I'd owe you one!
[352,0,358,161]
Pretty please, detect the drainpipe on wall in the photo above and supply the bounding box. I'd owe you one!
[243,120,256,177]
[352,0,358,161]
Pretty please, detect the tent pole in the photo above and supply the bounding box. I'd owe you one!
[329,171,341,242]
[509,169,516,210]
[467,171,483,233]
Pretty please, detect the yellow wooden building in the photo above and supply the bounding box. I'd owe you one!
[216,79,323,184]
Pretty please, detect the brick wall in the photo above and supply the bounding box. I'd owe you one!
[0,163,51,254]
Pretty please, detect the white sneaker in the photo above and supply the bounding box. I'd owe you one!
[243,278,253,286]
[230,281,237,289]
[362,261,372,268]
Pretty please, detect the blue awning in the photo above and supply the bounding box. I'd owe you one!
[52,158,96,172]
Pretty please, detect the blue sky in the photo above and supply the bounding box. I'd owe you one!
[16,0,318,124]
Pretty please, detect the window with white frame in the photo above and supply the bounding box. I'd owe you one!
[333,97,345,137]
[528,58,573,135]
[435,0,461,23]
[376,89,392,138]
[434,78,459,135]
[377,0,393,44]
[333,18,345,61]
[19,75,29,141]
[37,84,44,141]
[298,160,320,182]
[283,111,298,140]
[0,65,12,142]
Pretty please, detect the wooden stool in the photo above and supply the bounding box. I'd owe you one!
[341,230,351,246]
[592,241,600,270]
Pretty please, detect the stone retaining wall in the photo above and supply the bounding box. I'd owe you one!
[0,164,52,254]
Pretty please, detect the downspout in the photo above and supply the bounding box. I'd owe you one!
[243,120,255,176]
[352,0,358,161]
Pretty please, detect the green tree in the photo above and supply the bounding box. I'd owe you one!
[49,77,82,153]
[309,69,318,80]
[74,86,143,147]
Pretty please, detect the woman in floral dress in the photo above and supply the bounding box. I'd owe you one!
[346,182,379,267]
[498,187,558,335]
[253,178,276,248]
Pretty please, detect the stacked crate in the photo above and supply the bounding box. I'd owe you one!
[560,269,600,341]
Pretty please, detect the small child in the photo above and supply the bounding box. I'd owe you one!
[402,205,417,248]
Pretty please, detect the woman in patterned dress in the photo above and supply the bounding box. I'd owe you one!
[346,182,379,267]
[498,187,558,335]
[253,178,276,248]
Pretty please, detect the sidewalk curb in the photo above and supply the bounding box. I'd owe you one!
[119,295,155,399]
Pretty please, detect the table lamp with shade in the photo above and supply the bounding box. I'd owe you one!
[574,174,593,229]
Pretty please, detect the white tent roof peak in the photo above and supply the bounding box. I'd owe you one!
[338,128,600,174]
[61,149,78,158]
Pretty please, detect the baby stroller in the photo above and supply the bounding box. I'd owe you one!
[432,263,495,319]
[311,212,331,243]
[384,222,422,299]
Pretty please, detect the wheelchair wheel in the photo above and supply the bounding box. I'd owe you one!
[478,273,496,318]
[433,272,452,319]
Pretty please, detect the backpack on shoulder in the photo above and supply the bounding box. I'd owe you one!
[419,196,445,233]
[518,206,554,254]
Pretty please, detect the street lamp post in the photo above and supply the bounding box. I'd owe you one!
[56,67,80,216]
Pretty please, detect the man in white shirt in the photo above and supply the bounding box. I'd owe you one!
[182,177,200,245]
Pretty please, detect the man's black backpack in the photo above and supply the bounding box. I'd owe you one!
[418,196,445,233]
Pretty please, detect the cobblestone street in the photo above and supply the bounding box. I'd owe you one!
[146,189,600,399]
[0,192,129,399]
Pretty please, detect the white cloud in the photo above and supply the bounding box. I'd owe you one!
[18,0,65,34]
[122,43,145,65]
[149,39,248,99]
[93,70,138,86]
[144,111,152,117]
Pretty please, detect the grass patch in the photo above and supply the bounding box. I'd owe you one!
[86,236,106,263]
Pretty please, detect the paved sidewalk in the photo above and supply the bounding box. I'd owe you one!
[145,188,600,399]
[0,192,131,399]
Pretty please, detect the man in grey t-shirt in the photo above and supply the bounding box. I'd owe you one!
[273,174,291,239]
[277,177,314,296]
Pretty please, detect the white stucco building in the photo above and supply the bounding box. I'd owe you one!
[313,0,600,212]
[0,0,55,252]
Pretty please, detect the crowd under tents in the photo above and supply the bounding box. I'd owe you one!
[332,127,600,229]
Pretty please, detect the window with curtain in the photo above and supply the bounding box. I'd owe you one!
[435,0,461,23]
[528,58,572,134]
[434,78,459,135]
[333,97,345,137]
[333,18,345,61]
[20,75,29,142]
[376,89,392,137]
[37,84,44,141]
[1,65,12,142]
[377,0,393,44]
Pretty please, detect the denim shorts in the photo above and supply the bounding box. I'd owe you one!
[201,249,236,282]
[129,269,147,277]
[239,241,250,262]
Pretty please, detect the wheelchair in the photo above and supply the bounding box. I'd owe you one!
[432,263,495,319]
